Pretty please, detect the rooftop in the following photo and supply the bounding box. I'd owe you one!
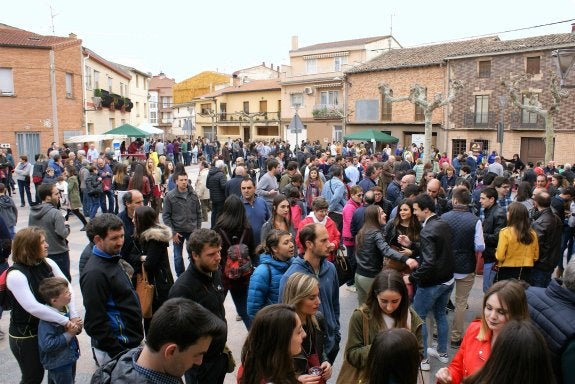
[0,23,80,49]
[348,33,575,73]
[292,35,391,53]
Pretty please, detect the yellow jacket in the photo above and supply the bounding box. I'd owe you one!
[495,227,539,267]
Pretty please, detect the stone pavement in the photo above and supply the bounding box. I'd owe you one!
[0,164,486,383]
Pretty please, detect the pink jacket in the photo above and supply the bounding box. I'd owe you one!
[342,199,361,246]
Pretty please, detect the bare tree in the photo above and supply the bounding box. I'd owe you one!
[501,71,569,163]
[379,80,464,163]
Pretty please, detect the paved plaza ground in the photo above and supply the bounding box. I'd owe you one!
[0,163,486,383]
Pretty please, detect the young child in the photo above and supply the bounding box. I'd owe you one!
[38,277,81,384]
[55,174,70,212]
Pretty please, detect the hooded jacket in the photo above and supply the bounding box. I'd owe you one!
[279,256,341,354]
[0,195,17,228]
[247,253,292,321]
[28,202,69,255]
[138,225,174,309]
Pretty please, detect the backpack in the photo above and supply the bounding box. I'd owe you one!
[0,267,12,311]
[220,231,252,280]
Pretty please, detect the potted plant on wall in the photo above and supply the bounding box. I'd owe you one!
[124,98,133,112]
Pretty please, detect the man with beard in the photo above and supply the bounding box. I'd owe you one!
[279,223,340,364]
[169,229,229,384]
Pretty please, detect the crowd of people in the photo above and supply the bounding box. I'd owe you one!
[0,137,574,384]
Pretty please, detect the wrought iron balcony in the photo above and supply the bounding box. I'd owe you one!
[463,112,496,128]
[509,112,545,129]
[312,104,343,120]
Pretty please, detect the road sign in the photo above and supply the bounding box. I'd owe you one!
[288,113,304,133]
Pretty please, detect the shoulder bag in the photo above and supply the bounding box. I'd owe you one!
[336,311,369,384]
[136,263,154,319]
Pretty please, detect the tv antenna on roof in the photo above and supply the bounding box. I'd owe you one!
[49,5,59,34]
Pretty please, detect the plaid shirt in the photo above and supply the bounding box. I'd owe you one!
[497,196,513,214]
[132,348,182,384]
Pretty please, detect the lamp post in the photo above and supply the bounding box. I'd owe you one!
[552,48,575,89]
[497,95,507,156]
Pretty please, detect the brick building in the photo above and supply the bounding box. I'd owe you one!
[345,33,575,163]
[0,24,83,160]
[446,33,575,165]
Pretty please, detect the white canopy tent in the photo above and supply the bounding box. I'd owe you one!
[138,122,164,135]
[64,134,126,143]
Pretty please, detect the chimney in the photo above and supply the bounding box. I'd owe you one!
[271,63,274,70]
[572,23,575,34]
[68,33,77,39]
[291,35,299,50]
[262,61,265,67]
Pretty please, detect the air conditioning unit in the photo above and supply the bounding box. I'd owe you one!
[92,97,102,109]
[303,87,314,95]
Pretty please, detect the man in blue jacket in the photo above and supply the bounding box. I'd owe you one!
[279,223,341,364]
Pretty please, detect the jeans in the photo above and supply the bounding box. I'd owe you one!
[483,262,496,293]
[227,286,251,329]
[81,188,91,217]
[89,195,101,219]
[412,282,454,356]
[17,179,33,206]
[211,201,224,229]
[9,335,45,384]
[530,268,552,288]
[99,190,114,213]
[173,231,192,277]
[49,251,71,282]
[451,273,475,341]
[47,363,76,384]
[346,245,356,286]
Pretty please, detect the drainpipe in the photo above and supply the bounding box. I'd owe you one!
[49,49,59,143]
[444,60,450,155]
[83,52,89,134]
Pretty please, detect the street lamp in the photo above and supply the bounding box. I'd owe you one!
[497,95,507,156]
[552,48,575,88]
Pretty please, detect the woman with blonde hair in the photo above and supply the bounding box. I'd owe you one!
[436,279,530,384]
[282,272,332,382]
[495,202,538,283]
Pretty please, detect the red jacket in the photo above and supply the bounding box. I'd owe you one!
[448,320,492,384]
[295,214,340,261]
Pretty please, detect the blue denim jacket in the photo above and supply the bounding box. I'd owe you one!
[38,306,80,370]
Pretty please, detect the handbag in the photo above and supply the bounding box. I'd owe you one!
[336,311,369,384]
[136,264,155,319]
[334,247,353,287]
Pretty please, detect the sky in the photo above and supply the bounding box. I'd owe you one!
[3,0,575,82]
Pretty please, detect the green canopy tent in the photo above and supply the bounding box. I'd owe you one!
[344,129,399,153]
[104,124,150,138]
[344,129,399,143]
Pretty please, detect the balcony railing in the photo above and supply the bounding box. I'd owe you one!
[509,112,545,129]
[160,118,173,124]
[312,105,343,120]
[215,112,280,123]
[463,112,496,128]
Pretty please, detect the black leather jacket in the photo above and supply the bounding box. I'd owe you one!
[356,228,404,278]
[409,215,454,287]
[532,208,563,271]
[482,204,507,263]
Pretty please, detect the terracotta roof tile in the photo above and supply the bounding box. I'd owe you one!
[0,23,77,48]
[293,36,391,53]
[348,33,575,73]
[347,37,500,73]
[150,74,176,89]
[83,47,131,79]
